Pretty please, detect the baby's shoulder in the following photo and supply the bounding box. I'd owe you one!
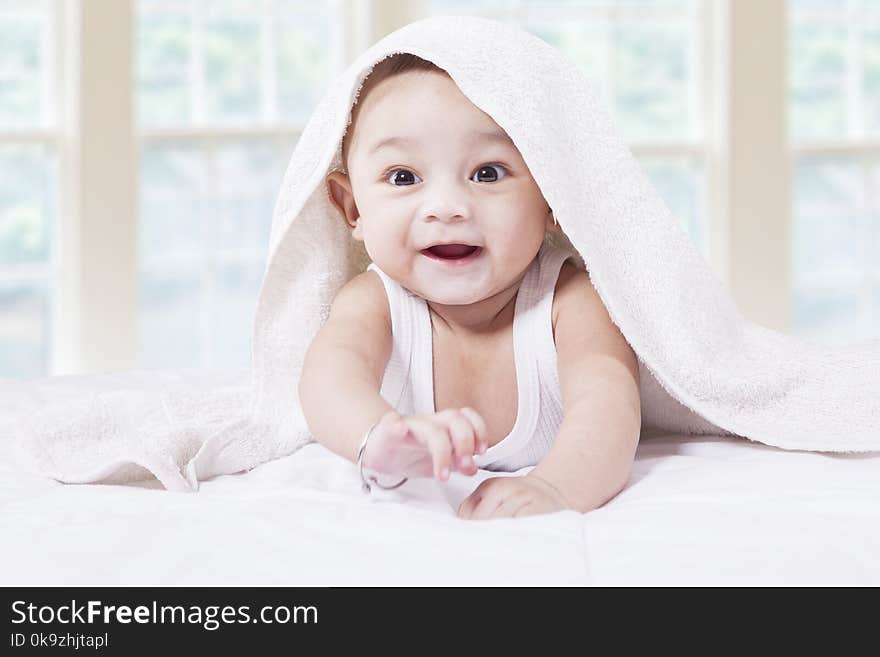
[551,260,601,339]
[551,260,589,316]
[335,268,386,298]
[329,269,390,326]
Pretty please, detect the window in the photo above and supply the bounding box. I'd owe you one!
[0,0,60,378]
[2,1,872,380]
[428,0,710,256]
[137,0,349,369]
[789,0,880,342]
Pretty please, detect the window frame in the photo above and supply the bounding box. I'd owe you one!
[135,0,360,369]
[48,0,370,375]
[0,0,65,377]
[788,0,880,338]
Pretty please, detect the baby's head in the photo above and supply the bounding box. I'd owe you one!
[327,53,559,306]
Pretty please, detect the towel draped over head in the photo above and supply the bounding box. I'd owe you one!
[10,16,879,492]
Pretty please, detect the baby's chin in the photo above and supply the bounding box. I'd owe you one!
[421,292,488,306]
[406,282,489,307]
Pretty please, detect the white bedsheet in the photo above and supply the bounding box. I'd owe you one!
[1,371,877,586]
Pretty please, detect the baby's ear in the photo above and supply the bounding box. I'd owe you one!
[545,206,560,233]
[326,170,362,238]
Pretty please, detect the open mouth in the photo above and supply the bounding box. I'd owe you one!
[421,244,482,261]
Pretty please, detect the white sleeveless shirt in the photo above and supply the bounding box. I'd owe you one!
[367,242,574,472]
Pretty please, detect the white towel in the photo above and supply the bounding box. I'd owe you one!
[6,16,878,492]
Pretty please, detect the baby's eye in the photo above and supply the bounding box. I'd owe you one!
[386,169,422,186]
[471,164,508,183]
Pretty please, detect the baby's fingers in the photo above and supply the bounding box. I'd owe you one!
[407,417,454,480]
[437,409,477,475]
[457,491,480,519]
[459,407,489,454]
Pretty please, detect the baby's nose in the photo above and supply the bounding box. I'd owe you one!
[421,196,472,223]
[424,209,468,223]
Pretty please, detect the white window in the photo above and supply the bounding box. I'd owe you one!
[788,0,880,343]
[137,0,353,369]
[0,0,60,378]
[2,1,874,380]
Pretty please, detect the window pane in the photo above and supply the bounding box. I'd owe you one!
[138,1,343,127]
[0,1,55,379]
[864,25,880,135]
[211,262,262,368]
[792,157,867,282]
[791,156,875,341]
[139,137,289,368]
[139,269,201,368]
[874,286,880,329]
[141,137,285,261]
[213,139,286,252]
[639,155,706,255]
[203,17,261,122]
[0,280,49,378]
[139,262,263,370]
[0,143,55,377]
[527,20,607,93]
[537,16,694,141]
[787,0,880,140]
[140,143,208,260]
[428,0,510,12]
[276,11,336,122]
[872,163,880,272]
[0,11,48,129]
[137,11,193,127]
[136,0,342,369]
[0,144,54,265]
[788,2,880,340]
[788,21,848,140]
[429,0,696,15]
[610,20,691,141]
[792,286,864,344]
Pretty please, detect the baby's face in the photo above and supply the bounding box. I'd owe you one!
[327,70,557,306]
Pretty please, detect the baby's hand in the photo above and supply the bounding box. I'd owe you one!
[457,473,571,520]
[361,408,488,481]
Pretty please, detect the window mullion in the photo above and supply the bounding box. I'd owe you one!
[341,0,371,67]
[722,0,790,332]
[370,0,427,41]
[55,0,137,375]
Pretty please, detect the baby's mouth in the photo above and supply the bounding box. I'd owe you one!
[421,244,481,260]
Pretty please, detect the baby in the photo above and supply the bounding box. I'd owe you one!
[299,53,642,520]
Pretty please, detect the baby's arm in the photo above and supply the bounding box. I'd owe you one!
[458,264,641,518]
[299,272,486,480]
[298,271,395,464]
[530,264,641,511]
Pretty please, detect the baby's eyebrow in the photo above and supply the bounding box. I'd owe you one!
[367,129,514,156]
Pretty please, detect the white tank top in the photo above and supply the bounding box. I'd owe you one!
[367,242,575,472]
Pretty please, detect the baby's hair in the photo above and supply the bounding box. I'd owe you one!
[341,53,448,172]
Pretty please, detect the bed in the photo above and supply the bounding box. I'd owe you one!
[1,369,877,587]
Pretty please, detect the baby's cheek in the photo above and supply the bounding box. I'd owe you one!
[363,237,412,280]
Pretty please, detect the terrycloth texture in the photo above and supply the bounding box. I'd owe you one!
[5,16,879,492]
[368,242,574,472]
